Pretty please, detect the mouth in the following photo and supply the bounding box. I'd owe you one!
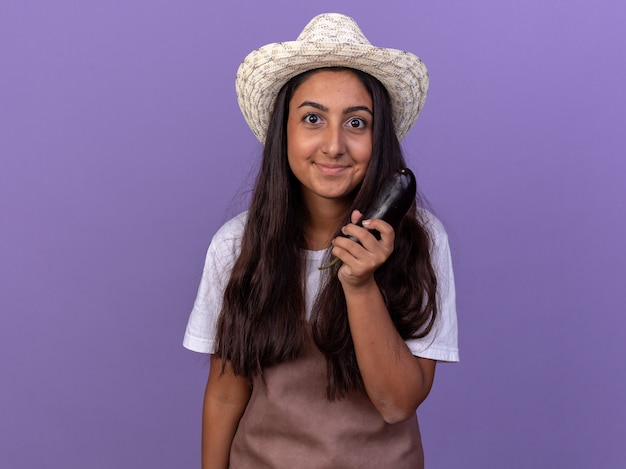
[314,163,349,175]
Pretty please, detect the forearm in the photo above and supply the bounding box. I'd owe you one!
[202,398,246,468]
[344,278,434,423]
[202,356,252,469]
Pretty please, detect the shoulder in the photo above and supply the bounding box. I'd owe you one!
[213,211,248,242]
[408,209,459,362]
[205,211,248,265]
[416,208,454,283]
[416,208,448,243]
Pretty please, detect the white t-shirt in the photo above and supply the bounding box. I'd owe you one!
[183,210,459,362]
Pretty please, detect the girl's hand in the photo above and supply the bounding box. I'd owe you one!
[331,210,395,289]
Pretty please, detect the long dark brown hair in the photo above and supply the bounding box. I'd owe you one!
[216,67,438,399]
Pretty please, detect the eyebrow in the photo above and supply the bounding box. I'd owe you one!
[297,101,373,116]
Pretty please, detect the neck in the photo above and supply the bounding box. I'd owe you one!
[303,196,351,251]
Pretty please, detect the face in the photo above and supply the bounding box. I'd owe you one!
[286,69,373,209]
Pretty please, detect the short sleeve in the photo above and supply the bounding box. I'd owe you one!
[182,213,247,354]
[405,211,460,362]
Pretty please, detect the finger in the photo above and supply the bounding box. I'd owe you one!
[340,223,374,247]
[361,218,394,243]
[342,219,394,251]
[332,241,377,277]
[335,227,390,269]
[350,209,363,224]
[332,232,368,258]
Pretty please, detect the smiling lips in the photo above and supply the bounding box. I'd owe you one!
[315,163,349,175]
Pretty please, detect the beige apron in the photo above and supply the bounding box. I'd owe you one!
[230,338,424,468]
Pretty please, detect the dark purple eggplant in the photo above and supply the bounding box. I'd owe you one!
[319,167,416,270]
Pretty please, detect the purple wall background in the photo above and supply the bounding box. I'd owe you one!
[1,1,624,467]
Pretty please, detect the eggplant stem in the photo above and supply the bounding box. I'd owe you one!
[318,257,341,270]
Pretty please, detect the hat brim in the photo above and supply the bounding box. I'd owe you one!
[236,41,429,143]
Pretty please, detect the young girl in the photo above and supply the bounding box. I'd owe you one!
[184,13,459,468]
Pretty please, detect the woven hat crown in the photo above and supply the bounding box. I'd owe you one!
[295,14,371,45]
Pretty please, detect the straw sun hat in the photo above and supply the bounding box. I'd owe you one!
[235,13,429,143]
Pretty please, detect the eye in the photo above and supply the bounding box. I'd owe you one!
[347,117,366,129]
[304,114,320,124]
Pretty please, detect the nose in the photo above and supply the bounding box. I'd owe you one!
[320,124,346,158]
